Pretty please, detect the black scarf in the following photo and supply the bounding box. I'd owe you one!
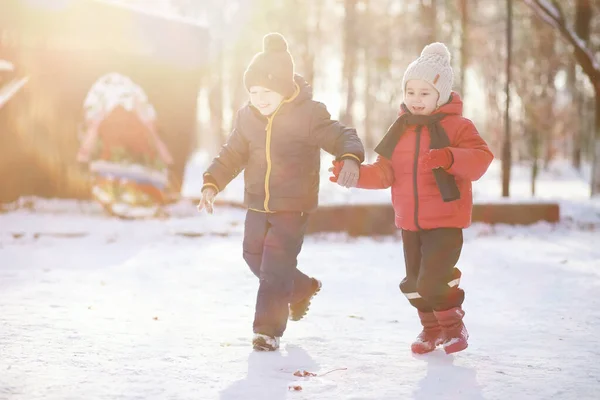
[374,104,460,202]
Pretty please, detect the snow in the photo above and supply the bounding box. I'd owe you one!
[1,158,600,399]
[1,209,599,399]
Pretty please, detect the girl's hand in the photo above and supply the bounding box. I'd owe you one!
[421,148,453,170]
[328,160,343,183]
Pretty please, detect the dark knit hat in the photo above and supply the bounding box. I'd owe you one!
[243,33,295,97]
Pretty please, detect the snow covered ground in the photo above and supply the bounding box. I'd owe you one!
[1,157,600,399]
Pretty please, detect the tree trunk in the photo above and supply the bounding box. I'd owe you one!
[568,0,598,196]
[230,45,248,127]
[502,0,513,197]
[208,24,224,150]
[341,0,358,126]
[573,0,591,171]
[420,0,437,46]
[531,123,540,196]
[523,0,598,195]
[531,157,538,196]
[208,62,223,149]
[459,0,469,97]
[537,14,558,172]
[569,61,582,170]
[302,0,320,87]
[592,91,600,196]
[362,0,373,159]
[575,0,591,41]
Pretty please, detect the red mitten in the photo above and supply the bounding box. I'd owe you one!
[421,148,453,170]
[328,160,343,182]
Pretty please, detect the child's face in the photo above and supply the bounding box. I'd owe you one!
[404,80,439,115]
[249,86,284,116]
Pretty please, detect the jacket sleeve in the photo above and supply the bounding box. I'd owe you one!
[446,119,494,181]
[310,102,365,163]
[357,155,395,189]
[203,111,249,192]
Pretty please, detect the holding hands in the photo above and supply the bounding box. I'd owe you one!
[328,159,359,188]
[338,159,360,187]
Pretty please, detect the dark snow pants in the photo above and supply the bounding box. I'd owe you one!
[243,210,313,337]
[399,228,464,312]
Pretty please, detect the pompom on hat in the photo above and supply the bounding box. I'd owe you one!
[402,42,454,107]
[243,33,295,97]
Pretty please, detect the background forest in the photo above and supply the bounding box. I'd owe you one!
[111,0,600,197]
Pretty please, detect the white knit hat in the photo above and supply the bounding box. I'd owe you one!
[402,42,454,107]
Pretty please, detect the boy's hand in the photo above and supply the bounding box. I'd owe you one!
[197,187,217,214]
[421,148,453,170]
[336,159,360,188]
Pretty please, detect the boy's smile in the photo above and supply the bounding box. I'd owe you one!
[249,86,284,116]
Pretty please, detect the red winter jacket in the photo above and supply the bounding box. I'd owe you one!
[357,92,493,231]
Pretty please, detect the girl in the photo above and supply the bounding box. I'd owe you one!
[331,43,493,354]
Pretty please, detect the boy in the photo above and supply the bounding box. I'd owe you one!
[197,33,364,351]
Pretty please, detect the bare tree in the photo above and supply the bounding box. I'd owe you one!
[502,0,513,197]
[340,0,358,126]
[524,0,600,196]
[459,0,469,97]
[513,0,566,195]
[419,0,437,47]
[571,0,591,170]
[361,0,373,156]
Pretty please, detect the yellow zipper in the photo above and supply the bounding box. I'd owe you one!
[262,83,300,212]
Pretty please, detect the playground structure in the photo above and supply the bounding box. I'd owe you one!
[0,0,209,203]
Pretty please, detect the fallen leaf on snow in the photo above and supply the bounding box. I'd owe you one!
[289,367,348,378]
[293,370,317,377]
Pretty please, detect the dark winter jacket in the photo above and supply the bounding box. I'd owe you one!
[203,75,365,213]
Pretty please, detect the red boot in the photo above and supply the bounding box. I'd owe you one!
[411,311,444,354]
[434,307,469,354]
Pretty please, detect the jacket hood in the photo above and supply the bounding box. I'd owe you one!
[290,74,313,104]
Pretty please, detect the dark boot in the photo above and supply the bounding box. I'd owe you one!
[289,278,322,321]
[411,310,444,354]
[434,307,469,354]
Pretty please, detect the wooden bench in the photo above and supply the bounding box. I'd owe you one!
[305,203,560,236]
[209,200,560,236]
